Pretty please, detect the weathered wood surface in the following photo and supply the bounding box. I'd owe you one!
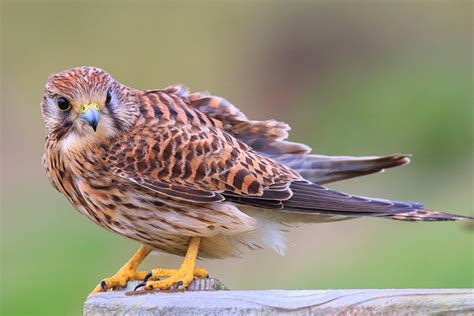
[84,279,473,315]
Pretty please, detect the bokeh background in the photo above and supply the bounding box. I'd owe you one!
[1,1,472,315]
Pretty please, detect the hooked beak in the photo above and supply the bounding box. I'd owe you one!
[80,103,100,131]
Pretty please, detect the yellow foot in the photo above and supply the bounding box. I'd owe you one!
[147,267,208,280]
[89,245,152,295]
[135,267,207,291]
[134,237,204,291]
[90,269,148,295]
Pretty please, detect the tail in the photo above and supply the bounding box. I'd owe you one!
[228,180,473,222]
[277,182,473,222]
[269,153,411,184]
[385,209,473,222]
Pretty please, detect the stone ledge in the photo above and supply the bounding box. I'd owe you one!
[84,280,473,315]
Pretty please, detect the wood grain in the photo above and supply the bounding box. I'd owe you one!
[84,279,473,315]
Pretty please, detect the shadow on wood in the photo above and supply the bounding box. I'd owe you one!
[84,279,473,315]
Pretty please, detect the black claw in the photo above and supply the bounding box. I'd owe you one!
[176,281,183,288]
[206,274,210,279]
[134,281,146,291]
[100,281,107,291]
[144,271,152,282]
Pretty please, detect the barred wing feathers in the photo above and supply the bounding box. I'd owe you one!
[163,85,411,184]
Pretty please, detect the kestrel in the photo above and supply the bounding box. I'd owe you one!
[41,66,471,295]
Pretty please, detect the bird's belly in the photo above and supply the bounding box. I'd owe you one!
[76,190,194,252]
[72,179,258,256]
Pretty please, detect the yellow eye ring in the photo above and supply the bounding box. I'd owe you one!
[56,96,71,111]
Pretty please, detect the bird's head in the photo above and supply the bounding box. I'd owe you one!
[41,66,139,151]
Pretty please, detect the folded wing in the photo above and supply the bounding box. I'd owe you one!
[163,85,411,184]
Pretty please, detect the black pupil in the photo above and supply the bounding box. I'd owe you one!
[106,91,112,105]
[57,97,70,110]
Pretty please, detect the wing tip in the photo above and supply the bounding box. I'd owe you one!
[383,153,412,167]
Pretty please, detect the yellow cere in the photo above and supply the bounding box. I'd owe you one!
[81,103,100,113]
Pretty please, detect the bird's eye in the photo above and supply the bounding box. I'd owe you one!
[56,96,71,111]
[105,91,112,106]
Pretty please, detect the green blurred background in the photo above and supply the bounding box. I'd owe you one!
[1,1,472,315]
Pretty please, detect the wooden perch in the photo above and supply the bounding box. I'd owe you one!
[84,279,473,315]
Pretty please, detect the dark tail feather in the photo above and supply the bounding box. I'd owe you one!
[268,153,411,184]
[279,182,473,222]
[228,181,472,222]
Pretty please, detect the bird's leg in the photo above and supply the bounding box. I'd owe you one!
[89,244,151,295]
[136,237,204,291]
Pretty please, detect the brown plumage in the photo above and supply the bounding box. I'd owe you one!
[41,66,471,294]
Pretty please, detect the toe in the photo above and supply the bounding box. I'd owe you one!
[179,275,194,290]
[194,268,209,279]
[89,283,105,296]
[144,282,155,290]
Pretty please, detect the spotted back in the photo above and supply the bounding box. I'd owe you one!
[104,89,301,204]
[162,85,311,155]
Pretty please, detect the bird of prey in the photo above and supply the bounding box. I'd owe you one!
[41,66,470,295]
